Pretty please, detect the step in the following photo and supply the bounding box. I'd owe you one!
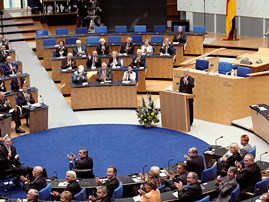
[0,19,34,27]
[2,21,43,35]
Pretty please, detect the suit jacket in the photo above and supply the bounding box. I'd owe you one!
[159,45,173,55]
[131,55,145,67]
[86,56,102,68]
[140,189,161,202]
[17,91,35,107]
[0,97,12,113]
[57,180,81,200]
[107,57,121,67]
[236,163,261,195]
[1,40,9,50]
[61,58,77,69]
[178,76,194,94]
[0,145,20,171]
[177,182,202,202]
[100,195,111,202]
[23,176,47,193]
[216,177,237,202]
[11,77,25,90]
[1,62,17,76]
[103,177,119,198]
[56,46,67,57]
[70,156,94,178]
[240,144,252,159]
[96,69,111,82]
[73,45,88,57]
[217,152,241,176]
[175,171,188,185]
[73,70,88,83]
[0,51,9,62]
[0,80,6,92]
[96,44,109,55]
[173,32,186,43]
[120,42,134,54]
[186,155,204,179]
[122,71,136,81]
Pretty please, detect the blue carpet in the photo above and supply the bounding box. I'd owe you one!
[1,124,209,198]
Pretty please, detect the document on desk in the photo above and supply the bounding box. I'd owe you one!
[172,191,178,198]
[133,195,141,202]
[58,182,69,187]
[259,107,267,111]
[132,177,142,182]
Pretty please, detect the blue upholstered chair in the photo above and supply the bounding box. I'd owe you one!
[154,25,166,33]
[123,68,138,81]
[86,37,99,44]
[217,62,233,75]
[248,145,256,159]
[108,36,121,43]
[115,26,127,33]
[130,35,142,43]
[173,25,186,32]
[201,164,217,183]
[65,37,78,45]
[157,184,165,193]
[151,36,163,43]
[111,73,113,81]
[53,50,56,57]
[173,48,176,55]
[264,176,269,190]
[251,180,268,196]
[237,66,251,77]
[195,59,209,71]
[195,195,210,202]
[230,184,240,202]
[95,26,107,33]
[71,75,74,83]
[112,182,123,199]
[193,26,206,33]
[74,188,86,201]
[56,28,68,35]
[36,30,48,36]
[75,27,88,34]
[43,39,56,46]
[134,25,146,33]
[39,183,51,201]
[120,59,123,68]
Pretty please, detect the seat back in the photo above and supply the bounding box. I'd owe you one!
[111,73,113,81]
[157,184,165,193]
[230,183,240,202]
[173,25,186,32]
[195,195,210,202]
[112,182,123,199]
[27,0,38,7]
[218,62,232,75]
[76,27,88,34]
[239,159,245,168]
[173,48,176,55]
[74,187,86,201]
[36,30,48,36]
[86,37,99,44]
[10,81,12,90]
[154,25,166,33]
[264,176,269,190]
[39,183,51,201]
[43,39,56,46]
[123,68,138,81]
[248,145,256,159]
[193,26,206,33]
[196,59,209,71]
[72,168,94,178]
[201,164,217,183]
[108,36,121,43]
[71,75,74,83]
[130,35,142,43]
[53,50,56,57]
[95,26,107,33]
[66,37,78,45]
[120,59,123,68]
[237,66,251,77]
[151,36,163,43]
[254,180,267,196]
[152,46,155,54]
[134,25,147,33]
[115,26,127,33]
[56,28,68,35]
[15,96,19,105]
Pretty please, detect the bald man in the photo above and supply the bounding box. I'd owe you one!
[86,50,102,68]
[131,49,145,68]
[159,38,173,55]
[184,147,204,179]
[120,37,134,54]
[1,56,17,76]
[173,26,186,43]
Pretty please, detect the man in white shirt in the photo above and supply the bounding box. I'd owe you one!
[86,50,101,69]
[73,40,88,57]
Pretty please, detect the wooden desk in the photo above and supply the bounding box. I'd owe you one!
[69,81,137,110]
[0,115,12,137]
[2,73,30,92]
[0,61,23,76]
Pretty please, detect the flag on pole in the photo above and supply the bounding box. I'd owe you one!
[222,0,236,40]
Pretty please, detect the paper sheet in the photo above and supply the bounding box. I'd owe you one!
[133,195,141,202]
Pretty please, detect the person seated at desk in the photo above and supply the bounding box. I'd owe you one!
[262,193,269,202]
[18,84,35,108]
[184,147,204,179]
[173,26,186,43]
[11,70,26,90]
[141,39,153,55]
[107,51,121,67]
[89,186,112,202]
[73,65,88,83]
[0,35,9,50]
[60,191,72,202]
[138,178,161,202]
[120,37,134,54]
[2,56,17,76]
[235,154,261,199]
[20,166,47,193]
[139,166,162,191]
[86,50,101,69]
[215,166,237,202]
[163,162,188,192]
[0,44,9,62]
[56,40,67,57]
[95,166,119,198]
[96,62,111,82]
[122,64,136,81]
[73,40,88,57]
[216,143,241,176]
[131,49,145,68]
[0,79,6,92]
[0,92,25,133]
[159,38,173,55]
[17,189,39,202]
[174,172,202,202]
[51,171,81,200]
[239,134,252,159]
[61,53,77,70]
[96,38,109,55]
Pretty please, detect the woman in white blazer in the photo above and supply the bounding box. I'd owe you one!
[122,65,136,81]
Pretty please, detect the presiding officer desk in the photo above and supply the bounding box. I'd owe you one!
[69,81,137,110]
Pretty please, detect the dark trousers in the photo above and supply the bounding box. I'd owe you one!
[77,15,86,27]
[189,99,193,126]
[10,109,21,127]
[163,179,176,192]
[5,165,27,176]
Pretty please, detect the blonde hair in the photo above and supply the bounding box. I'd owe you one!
[150,166,160,177]
[229,142,240,151]
[111,51,119,57]
[99,38,106,43]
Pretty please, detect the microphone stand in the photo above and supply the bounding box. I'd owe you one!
[143,164,147,175]
[168,158,173,173]
[260,152,268,163]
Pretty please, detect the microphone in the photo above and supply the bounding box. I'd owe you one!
[54,170,58,182]
[40,95,44,107]
[15,53,19,61]
[215,136,223,146]
[168,158,173,172]
[260,151,268,163]
[143,164,147,175]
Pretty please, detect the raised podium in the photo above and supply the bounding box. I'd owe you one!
[159,90,195,133]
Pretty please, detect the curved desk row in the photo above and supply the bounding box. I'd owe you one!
[0,60,23,76]
[1,73,30,92]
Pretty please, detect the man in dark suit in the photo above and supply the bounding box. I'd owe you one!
[0,92,25,133]
[177,68,195,125]
[18,84,35,121]
[11,70,25,90]
[61,53,77,70]
[73,40,88,57]
[120,37,134,54]
[0,136,27,184]
[0,44,9,62]
[68,148,94,178]
[89,186,111,202]
[1,56,17,76]
[95,166,119,198]
[175,172,202,202]
[51,171,81,200]
[173,26,186,43]
[20,166,47,193]
[17,189,40,202]
[0,79,6,92]
[184,147,204,179]
[96,62,111,82]
[73,65,88,83]
[86,50,101,68]
[159,38,173,55]
[164,162,188,192]
[235,154,261,199]
[131,49,145,68]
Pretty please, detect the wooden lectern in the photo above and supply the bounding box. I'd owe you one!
[160,90,195,133]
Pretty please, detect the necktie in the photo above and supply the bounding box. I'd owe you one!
[7,147,11,160]
[137,57,139,67]
[9,63,12,70]
[18,78,21,88]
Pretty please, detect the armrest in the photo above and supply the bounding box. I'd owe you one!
[72,169,92,173]
[173,55,177,64]
[246,192,254,196]
[225,71,232,75]
[16,105,22,115]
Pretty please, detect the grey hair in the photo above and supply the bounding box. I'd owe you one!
[97,186,107,193]
[67,53,73,57]
[29,189,39,199]
[66,170,77,179]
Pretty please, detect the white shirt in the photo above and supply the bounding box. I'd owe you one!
[122,71,136,81]
[141,45,153,55]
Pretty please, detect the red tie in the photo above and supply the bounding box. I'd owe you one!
[9,63,12,70]
[18,78,21,88]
